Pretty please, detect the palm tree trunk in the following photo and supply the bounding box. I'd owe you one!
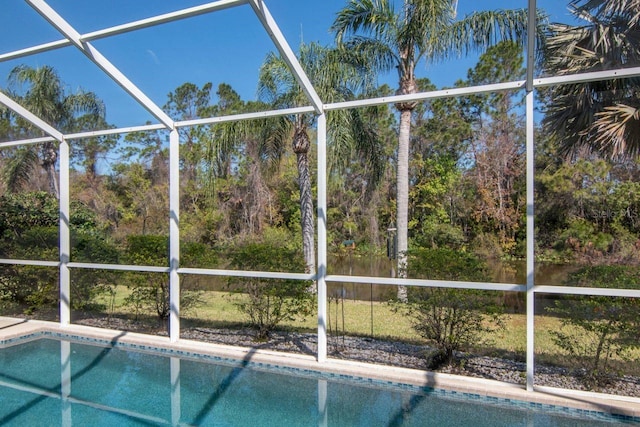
[42,142,60,199]
[396,107,412,302]
[293,127,316,286]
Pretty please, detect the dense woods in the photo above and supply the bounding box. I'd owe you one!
[2,35,640,280]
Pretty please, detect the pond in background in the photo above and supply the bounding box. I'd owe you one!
[189,254,578,304]
[325,255,577,303]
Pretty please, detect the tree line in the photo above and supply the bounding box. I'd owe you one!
[1,0,639,270]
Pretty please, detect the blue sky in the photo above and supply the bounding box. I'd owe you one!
[0,0,575,129]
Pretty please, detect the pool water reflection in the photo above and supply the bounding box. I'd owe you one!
[0,338,631,426]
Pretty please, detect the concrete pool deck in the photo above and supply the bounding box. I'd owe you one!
[1,316,639,420]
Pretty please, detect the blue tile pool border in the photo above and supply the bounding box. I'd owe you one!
[2,330,639,424]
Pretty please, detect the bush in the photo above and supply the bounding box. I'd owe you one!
[547,265,640,387]
[70,230,120,311]
[413,222,466,250]
[400,248,503,368]
[471,232,503,260]
[0,192,59,240]
[227,238,313,340]
[123,235,203,321]
[556,218,613,257]
[0,192,120,312]
[0,227,59,307]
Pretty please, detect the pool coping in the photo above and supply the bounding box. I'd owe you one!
[1,316,639,421]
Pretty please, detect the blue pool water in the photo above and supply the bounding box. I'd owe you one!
[0,336,635,426]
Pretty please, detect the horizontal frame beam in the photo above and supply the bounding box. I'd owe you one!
[0,136,56,148]
[0,259,59,267]
[177,106,316,128]
[535,285,640,298]
[325,80,527,111]
[2,67,639,149]
[327,275,526,292]
[3,258,637,299]
[178,267,314,281]
[67,262,169,273]
[533,66,640,87]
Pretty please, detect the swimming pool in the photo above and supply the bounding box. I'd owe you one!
[0,335,635,426]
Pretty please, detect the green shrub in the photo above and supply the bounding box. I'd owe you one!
[0,227,59,307]
[400,248,503,368]
[547,265,640,387]
[227,238,313,340]
[0,192,59,241]
[556,218,613,256]
[471,232,503,260]
[414,222,466,250]
[123,235,203,321]
[125,234,171,321]
[70,230,120,311]
[0,191,120,312]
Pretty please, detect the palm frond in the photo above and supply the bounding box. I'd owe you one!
[256,40,387,202]
[331,0,398,45]
[437,9,534,61]
[258,115,291,173]
[3,146,39,193]
[65,91,105,121]
[592,103,640,158]
[571,0,640,28]
[402,0,455,57]
[340,36,399,76]
[257,51,300,108]
[8,65,64,125]
[543,0,640,158]
[327,106,386,193]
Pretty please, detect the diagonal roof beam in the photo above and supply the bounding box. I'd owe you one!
[0,90,64,141]
[82,0,248,41]
[249,0,323,114]
[1,0,248,63]
[2,0,247,62]
[26,0,174,129]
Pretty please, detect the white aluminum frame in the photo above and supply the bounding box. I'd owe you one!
[0,0,639,401]
[525,0,537,393]
[59,137,70,325]
[26,0,175,129]
[169,129,180,341]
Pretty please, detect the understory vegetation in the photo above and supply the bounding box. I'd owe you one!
[547,265,640,386]
[400,248,504,368]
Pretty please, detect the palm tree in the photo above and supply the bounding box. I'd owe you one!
[332,0,532,300]
[258,42,383,278]
[543,0,640,159]
[3,65,105,197]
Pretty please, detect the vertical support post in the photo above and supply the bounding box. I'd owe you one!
[59,138,71,326]
[525,0,537,392]
[525,91,535,392]
[169,129,180,342]
[317,113,327,362]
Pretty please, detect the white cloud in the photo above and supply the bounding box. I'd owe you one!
[146,49,160,65]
